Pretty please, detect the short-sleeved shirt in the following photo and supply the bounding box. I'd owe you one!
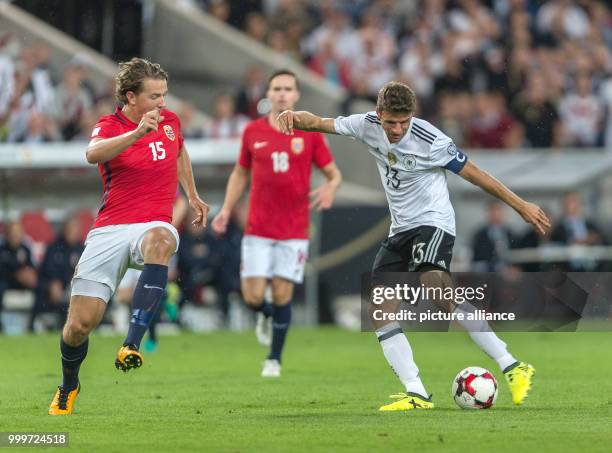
[90,107,184,229]
[239,117,333,240]
[334,112,468,237]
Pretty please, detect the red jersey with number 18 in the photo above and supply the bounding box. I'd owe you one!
[238,117,333,240]
[90,107,184,229]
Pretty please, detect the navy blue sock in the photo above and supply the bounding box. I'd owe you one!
[123,264,168,349]
[148,302,163,343]
[249,299,274,318]
[268,304,291,362]
[60,337,88,391]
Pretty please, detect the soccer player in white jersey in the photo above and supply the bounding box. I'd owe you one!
[277,82,551,411]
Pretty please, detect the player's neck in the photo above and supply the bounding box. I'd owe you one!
[267,111,282,132]
[121,106,141,124]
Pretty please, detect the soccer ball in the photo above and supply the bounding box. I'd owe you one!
[452,366,498,409]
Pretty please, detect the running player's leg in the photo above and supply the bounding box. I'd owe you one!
[268,277,293,364]
[50,225,128,414]
[122,227,176,353]
[414,225,533,404]
[241,235,274,317]
[372,235,433,410]
[49,294,106,415]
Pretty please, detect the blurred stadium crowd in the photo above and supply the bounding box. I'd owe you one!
[3,0,612,148]
[199,0,612,149]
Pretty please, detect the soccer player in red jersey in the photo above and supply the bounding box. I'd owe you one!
[49,58,209,415]
[212,70,342,377]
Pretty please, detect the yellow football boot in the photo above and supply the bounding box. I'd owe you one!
[379,392,434,411]
[115,345,144,372]
[49,384,80,415]
[504,362,535,405]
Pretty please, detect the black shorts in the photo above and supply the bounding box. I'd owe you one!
[372,225,455,273]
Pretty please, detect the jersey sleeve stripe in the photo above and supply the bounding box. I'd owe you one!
[365,115,381,124]
[411,129,434,144]
[412,123,436,140]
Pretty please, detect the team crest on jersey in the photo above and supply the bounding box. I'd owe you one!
[402,154,417,170]
[446,142,457,156]
[291,137,304,154]
[163,125,175,141]
[387,152,397,166]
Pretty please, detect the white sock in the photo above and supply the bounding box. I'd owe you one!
[453,304,517,372]
[376,322,428,397]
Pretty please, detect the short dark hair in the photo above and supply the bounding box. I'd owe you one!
[115,57,168,104]
[376,81,417,115]
[267,69,299,90]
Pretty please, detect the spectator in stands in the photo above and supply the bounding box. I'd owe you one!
[302,6,356,62]
[512,71,561,148]
[30,217,84,331]
[235,64,267,119]
[244,12,269,43]
[558,72,604,147]
[54,65,94,140]
[307,35,351,88]
[551,192,605,246]
[551,192,606,270]
[0,221,38,326]
[435,91,471,147]
[205,94,249,139]
[467,91,523,149]
[177,101,205,139]
[471,202,517,272]
[207,0,231,23]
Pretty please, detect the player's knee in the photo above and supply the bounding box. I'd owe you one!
[65,318,95,340]
[142,229,176,261]
[243,292,264,307]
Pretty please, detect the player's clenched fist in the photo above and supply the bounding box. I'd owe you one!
[277,110,298,135]
[134,109,165,138]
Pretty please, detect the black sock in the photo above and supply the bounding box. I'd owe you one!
[60,337,88,391]
[123,264,168,349]
[268,304,291,362]
[248,299,274,318]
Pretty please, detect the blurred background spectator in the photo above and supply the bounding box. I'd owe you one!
[471,201,517,272]
[30,217,84,331]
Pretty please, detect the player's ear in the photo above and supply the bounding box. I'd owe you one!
[126,91,136,106]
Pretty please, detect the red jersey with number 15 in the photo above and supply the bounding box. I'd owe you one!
[90,107,184,229]
[239,117,333,240]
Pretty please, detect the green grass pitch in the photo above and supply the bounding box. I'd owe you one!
[1,328,611,452]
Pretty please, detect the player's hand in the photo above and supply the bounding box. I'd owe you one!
[189,196,209,228]
[211,209,230,235]
[277,110,298,135]
[134,109,165,138]
[310,183,336,211]
[519,202,551,236]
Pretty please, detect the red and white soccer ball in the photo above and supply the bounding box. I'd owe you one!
[452,366,498,409]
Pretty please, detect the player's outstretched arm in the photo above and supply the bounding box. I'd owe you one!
[458,160,551,236]
[86,110,163,164]
[178,145,209,228]
[211,164,250,235]
[311,162,342,211]
[277,110,337,136]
